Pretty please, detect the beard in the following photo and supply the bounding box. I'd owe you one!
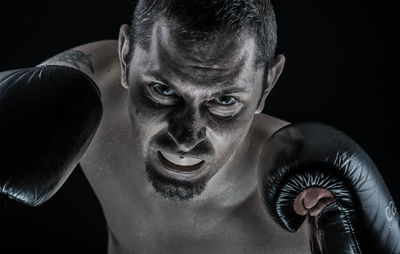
[140,131,216,201]
[144,162,209,201]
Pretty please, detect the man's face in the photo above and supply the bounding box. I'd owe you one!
[124,19,265,201]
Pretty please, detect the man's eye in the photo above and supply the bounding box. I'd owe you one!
[151,83,175,96]
[214,95,237,106]
[208,95,241,117]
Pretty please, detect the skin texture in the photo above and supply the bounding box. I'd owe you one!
[39,18,309,253]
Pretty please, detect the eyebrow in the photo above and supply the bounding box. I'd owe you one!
[213,87,248,96]
[143,71,250,96]
[143,72,171,86]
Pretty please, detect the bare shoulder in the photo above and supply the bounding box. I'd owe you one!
[38,40,121,92]
[250,113,290,145]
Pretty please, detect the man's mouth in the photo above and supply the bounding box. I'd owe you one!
[157,151,205,172]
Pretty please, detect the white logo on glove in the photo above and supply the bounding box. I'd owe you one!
[386,200,398,222]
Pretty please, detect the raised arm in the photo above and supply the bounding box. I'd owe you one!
[38,40,121,92]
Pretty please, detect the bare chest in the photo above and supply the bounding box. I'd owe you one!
[80,135,308,254]
[79,93,308,253]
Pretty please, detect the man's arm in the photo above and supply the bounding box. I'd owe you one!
[40,49,95,74]
[38,40,120,90]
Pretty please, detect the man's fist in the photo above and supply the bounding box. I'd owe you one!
[257,122,400,254]
[0,65,102,206]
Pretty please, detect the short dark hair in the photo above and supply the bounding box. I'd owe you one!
[129,0,277,69]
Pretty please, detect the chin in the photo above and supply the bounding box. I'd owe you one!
[145,164,207,201]
[143,149,215,201]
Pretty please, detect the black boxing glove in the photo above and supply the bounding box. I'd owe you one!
[0,65,102,206]
[257,122,400,254]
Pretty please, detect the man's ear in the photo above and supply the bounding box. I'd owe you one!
[255,54,286,114]
[118,24,131,89]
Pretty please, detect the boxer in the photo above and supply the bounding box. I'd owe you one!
[1,0,398,253]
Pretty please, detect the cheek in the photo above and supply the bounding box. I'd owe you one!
[128,86,169,151]
[207,106,254,155]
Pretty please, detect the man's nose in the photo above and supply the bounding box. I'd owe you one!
[167,107,206,152]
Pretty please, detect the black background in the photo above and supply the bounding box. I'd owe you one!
[0,0,399,253]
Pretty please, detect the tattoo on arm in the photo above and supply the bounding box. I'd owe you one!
[42,49,95,74]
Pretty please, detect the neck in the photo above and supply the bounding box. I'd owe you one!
[195,130,257,207]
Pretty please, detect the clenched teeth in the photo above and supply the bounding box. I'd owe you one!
[159,151,203,166]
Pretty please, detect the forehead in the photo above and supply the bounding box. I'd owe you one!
[133,18,258,77]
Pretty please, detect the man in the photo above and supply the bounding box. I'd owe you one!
[3,0,310,252]
[1,0,399,253]
[47,1,312,252]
